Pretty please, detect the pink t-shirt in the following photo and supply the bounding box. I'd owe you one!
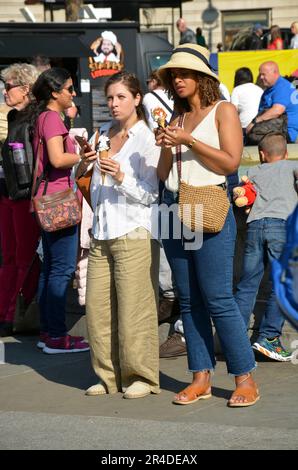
[33,110,75,197]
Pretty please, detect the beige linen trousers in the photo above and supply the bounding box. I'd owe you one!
[86,227,160,394]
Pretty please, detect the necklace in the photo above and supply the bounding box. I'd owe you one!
[119,129,129,140]
[116,117,139,140]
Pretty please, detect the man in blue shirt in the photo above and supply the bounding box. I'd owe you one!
[247,61,298,142]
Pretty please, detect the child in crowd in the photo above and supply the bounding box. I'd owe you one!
[235,132,298,361]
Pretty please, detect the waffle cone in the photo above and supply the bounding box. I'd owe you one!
[100,150,109,159]
[99,150,110,183]
[158,117,166,129]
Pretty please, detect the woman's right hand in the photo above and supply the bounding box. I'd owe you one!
[155,127,166,147]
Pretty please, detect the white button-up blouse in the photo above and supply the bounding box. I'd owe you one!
[90,120,160,240]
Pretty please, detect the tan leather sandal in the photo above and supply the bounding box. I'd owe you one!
[172,381,212,405]
[228,374,260,408]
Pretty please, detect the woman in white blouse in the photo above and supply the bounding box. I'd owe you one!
[85,72,161,399]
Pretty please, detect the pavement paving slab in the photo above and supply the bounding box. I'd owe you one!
[0,336,298,450]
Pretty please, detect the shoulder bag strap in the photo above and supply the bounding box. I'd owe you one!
[31,111,51,199]
[176,114,185,182]
[150,90,173,116]
[31,137,43,201]
[95,128,100,147]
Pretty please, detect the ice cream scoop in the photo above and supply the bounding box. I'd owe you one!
[151,107,167,128]
[96,134,111,184]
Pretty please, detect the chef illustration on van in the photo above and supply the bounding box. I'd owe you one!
[89,30,124,78]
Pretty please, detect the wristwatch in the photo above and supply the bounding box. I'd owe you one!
[187,138,197,149]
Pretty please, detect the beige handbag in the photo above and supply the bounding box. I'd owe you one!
[176,115,230,233]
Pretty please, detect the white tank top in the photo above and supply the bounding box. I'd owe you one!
[165,101,226,192]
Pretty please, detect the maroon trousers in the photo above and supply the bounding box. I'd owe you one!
[0,196,40,323]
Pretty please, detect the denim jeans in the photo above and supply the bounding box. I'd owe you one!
[38,225,78,337]
[235,218,286,341]
[161,189,255,375]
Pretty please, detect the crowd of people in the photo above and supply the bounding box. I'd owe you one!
[175,18,298,52]
[0,21,298,408]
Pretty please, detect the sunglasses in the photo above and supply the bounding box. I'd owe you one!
[4,83,21,92]
[63,85,74,94]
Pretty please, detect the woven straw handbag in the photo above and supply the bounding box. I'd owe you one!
[176,115,230,233]
[178,180,230,233]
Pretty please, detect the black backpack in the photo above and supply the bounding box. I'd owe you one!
[246,114,288,145]
[2,109,35,200]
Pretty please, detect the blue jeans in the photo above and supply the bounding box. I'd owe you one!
[161,190,255,375]
[38,225,78,337]
[235,218,286,341]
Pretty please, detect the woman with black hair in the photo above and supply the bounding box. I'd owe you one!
[31,67,95,354]
[231,67,263,140]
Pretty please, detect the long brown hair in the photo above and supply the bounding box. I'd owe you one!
[104,71,148,124]
[270,25,282,43]
[161,69,220,114]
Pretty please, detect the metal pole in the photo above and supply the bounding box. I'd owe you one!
[172,7,175,45]
[51,5,54,22]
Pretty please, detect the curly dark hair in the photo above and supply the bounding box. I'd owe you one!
[161,69,220,114]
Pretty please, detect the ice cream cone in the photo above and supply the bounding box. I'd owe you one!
[151,107,167,129]
[96,134,111,184]
[157,117,166,129]
[99,150,109,184]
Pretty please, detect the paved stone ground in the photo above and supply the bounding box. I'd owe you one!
[0,335,297,450]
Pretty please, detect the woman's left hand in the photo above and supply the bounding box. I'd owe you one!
[100,158,124,184]
[162,126,190,148]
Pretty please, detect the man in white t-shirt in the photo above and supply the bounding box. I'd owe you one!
[231,67,263,130]
[143,70,174,131]
[231,83,263,129]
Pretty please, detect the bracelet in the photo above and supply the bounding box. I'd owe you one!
[187,138,197,149]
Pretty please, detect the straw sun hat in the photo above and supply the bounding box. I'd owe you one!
[158,43,218,82]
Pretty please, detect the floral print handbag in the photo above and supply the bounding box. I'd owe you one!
[31,136,81,232]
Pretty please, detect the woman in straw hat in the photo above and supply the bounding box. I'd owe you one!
[156,44,260,407]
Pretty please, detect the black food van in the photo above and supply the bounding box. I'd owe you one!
[0,21,173,134]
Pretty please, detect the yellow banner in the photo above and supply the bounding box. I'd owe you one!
[218,50,298,93]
